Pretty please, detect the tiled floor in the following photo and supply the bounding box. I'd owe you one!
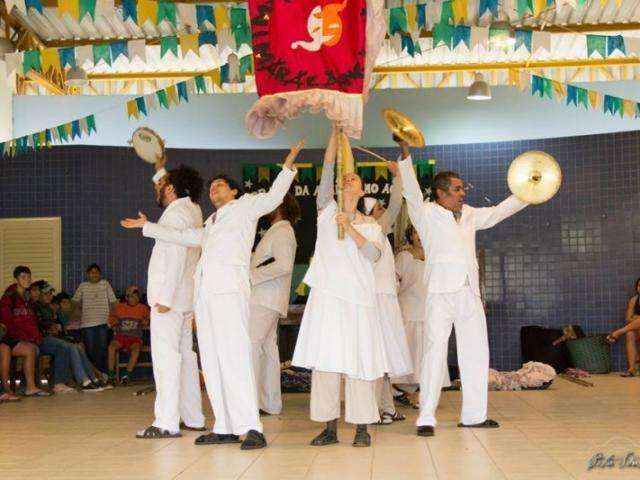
[1,374,640,479]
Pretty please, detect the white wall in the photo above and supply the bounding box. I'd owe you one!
[12,81,640,149]
[0,61,13,142]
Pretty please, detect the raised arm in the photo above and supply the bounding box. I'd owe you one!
[248,141,303,220]
[317,126,338,211]
[397,145,429,237]
[473,195,528,231]
[378,169,403,234]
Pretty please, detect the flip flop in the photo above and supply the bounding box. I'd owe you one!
[24,390,51,397]
[458,419,500,428]
[0,393,21,402]
[620,370,639,377]
[605,334,618,345]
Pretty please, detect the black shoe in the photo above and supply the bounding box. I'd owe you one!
[195,432,241,445]
[310,429,339,446]
[457,419,500,429]
[136,426,181,439]
[81,382,104,392]
[352,429,371,447]
[394,393,412,407]
[240,430,267,450]
[119,375,130,386]
[180,422,207,432]
[417,426,435,437]
[95,379,113,390]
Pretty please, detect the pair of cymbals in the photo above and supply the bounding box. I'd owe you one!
[508,151,562,204]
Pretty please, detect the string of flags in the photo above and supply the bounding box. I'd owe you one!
[125,54,253,118]
[9,33,236,78]
[0,115,97,158]
[510,70,640,119]
[390,20,639,59]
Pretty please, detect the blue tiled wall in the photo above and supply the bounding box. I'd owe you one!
[1,130,637,371]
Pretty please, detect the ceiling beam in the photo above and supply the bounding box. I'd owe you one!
[8,6,46,50]
[80,57,640,82]
[25,70,65,94]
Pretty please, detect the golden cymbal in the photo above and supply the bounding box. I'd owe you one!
[507,151,562,205]
[383,109,425,147]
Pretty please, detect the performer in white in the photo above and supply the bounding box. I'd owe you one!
[396,140,528,437]
[135,156,206,439]
[122,141,303,450]
[363,166,412,424]
[249,193,300,415]
[394,224,451,400]
[293,126,387,448]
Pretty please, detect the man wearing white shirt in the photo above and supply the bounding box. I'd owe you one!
[396,141,528,437]
[249,193,300,415]
[135,158,206,439]
[122,141,303,450]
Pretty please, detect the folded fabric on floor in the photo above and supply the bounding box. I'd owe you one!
[489,362,556,391]
[280,361,311,393]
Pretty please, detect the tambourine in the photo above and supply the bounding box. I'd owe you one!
[129,127,165,164]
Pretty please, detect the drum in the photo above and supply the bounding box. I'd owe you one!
[129,127,165,164]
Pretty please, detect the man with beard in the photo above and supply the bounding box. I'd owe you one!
[135,156,206,439]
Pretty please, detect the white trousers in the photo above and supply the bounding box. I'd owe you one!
[150,309,205,433]
[375,375,395,415]
[248,304,282,415]
[195,291,263,435]
[417,286,489,427]
[310,370,380,425]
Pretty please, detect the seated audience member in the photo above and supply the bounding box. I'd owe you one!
[606,277,640,376]
[72,264,118,372]
[32,280,105,392]
[0,267,60,395]
[58,292,83,343]
[107,286,150,385]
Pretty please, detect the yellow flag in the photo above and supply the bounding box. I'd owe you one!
[209,68,221,87]
[552,80,565,98]
[258,167,270,182]
[214,5,230,30]
[138,0,158,27]
[405,4,417,32]
[58,0,79,20]
[533,0,546,16]
[39,131,46,145]
[41,48,61,76]
[623,99,636,117]
[375,165,388,181]
[452,0,467,24]
[127,100,139,119]
[588,90,601,109]
[179,33,199,57]
[166,85,178,105]
[295,279,307,297]
[316,165,323,179]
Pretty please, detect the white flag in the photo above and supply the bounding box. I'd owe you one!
[470,27,489,50]
[177,4,197,31]
[532,31,551,54]
[128,39,146,63]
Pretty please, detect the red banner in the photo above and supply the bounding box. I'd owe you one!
[249,0,366,96]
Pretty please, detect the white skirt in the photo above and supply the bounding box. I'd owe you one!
[394,321,424,384]
[292,289,388,381]
[376,294,413,378]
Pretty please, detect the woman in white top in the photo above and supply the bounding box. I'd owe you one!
[292,125,387,448]
[249,193,300,415]
[395,225,451,400]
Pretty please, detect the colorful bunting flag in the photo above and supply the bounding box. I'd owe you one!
[160,36,179,59]
[138,0,158,27]
[196,4,214,28]
[79,0,96,21]
[93,44,111,66]
[136,97,147,116]
[122,0,137,23]
[389,7,408,35]
[157,1,177,26]
[23,50,42,73]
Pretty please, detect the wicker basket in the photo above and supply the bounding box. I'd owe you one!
[565,335,611,374]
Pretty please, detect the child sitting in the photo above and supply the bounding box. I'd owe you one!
[107,286,149,385]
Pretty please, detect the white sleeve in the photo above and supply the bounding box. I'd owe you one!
[142,222,205,248]
[246,166,297,220]
[398,155,429,238]
[472,195,528,231]
[153,212,191,308]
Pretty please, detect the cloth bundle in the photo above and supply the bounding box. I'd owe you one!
[488,361,556,391]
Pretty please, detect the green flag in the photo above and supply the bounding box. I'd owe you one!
[86,115,97,133]
[79,0,96,20]
[577,88,589,109]
[157,1,177,26]
[93,44,111,66]
[433,23,454,48]
[195,75,206,93]
[160,36,179,58]
[542,77,553,99]
[587,35,607,58]
[231,7,252,48]
[389,7,408,35]
[440,0,453,24]
[157,89,169,108]
[23,50,42,73]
